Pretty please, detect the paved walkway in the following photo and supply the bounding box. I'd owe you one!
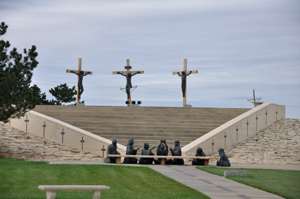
[151,166,283,199]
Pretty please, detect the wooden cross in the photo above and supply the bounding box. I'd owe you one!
[66,57,92,105]
[80,137,85,151]
[42,122,46,138]
[61,128,65,144]
[173,58,198,107]
[112,59,144,106]
[101,145,106,158]
[24,115,30,139]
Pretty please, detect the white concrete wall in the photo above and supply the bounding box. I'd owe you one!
[182,102,285,156]
[9,111,126,156]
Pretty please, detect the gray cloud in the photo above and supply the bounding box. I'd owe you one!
[1,0,300,117]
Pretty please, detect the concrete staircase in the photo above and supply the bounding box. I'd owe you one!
[34,106,248,148]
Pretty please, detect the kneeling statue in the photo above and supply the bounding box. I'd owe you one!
[123,138,138,164]
[192,147,206,165]
[170,140,184,165]
[107,138,120,163]
[139,143,155,164]
[216,148,231,167]
[156,139,169,164]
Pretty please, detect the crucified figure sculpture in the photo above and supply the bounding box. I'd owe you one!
[113,59,144,106]
[173,58,198,107]
[66,58,92,104]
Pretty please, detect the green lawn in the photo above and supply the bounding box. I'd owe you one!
[199,166,300,199]
[0,158,208,199]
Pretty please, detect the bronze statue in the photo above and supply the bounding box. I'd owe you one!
[216,148,231,167]
[116,70,142,101]
[112,59,144,105]
[176,71,193,99]
[123,138,138,164]
[139,143,155,164]
[156,139,169,164]
[192,147,206,165]
[173,58,198,106]
[66,58,92,104]
[170,140,184,165]
[107,138,119,163]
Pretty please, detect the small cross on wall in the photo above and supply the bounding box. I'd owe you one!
[101,145,106,158]
[24,116,30,139]
[61,129,65,144]
[80,137,85,151]
[211,140,215,153]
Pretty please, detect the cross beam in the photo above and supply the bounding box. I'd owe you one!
[173,58,198,107]
[66,57,92,105]
[112,59,144,106]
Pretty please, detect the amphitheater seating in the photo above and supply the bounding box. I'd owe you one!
[34,106,248,148]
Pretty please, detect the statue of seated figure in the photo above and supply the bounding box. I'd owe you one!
[156,139,169,164]
[123,138,138,164]
[139,143,154,164]
[216,148,231,167]
[170,140,184,165]
[107,138,119,163]
[192,147,206,165]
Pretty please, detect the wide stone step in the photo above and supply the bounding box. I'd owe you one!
[116,139,191,147]
[33,105,248,147]
[101,134,197,140]
[92,131,206,137]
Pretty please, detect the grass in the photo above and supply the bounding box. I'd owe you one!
[0,158,208,199]
[198,166,300,199]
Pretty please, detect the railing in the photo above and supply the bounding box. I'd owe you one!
[182,102,285,155]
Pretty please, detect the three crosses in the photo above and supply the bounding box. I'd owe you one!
[66,58,198,106]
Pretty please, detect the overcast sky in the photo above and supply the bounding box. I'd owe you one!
[1,0,300,117]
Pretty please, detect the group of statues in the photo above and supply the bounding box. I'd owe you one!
[107,138,231,166]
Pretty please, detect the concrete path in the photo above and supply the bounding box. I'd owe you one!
[151,166,283,199]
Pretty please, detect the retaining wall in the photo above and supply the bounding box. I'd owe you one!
[9,111,126,156]
[182,102,285,155]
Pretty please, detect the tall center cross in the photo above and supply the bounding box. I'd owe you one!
[173,58,198,107]
[112,59,144,106]
[66,57,92,104]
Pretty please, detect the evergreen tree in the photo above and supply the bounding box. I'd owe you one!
[30,84,56,105]
[0,22,40,122]
[49,83,76,105]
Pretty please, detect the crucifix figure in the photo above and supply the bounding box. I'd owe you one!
[66,57,92,104]
[112,59,144,106]
[173,58,198,107]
